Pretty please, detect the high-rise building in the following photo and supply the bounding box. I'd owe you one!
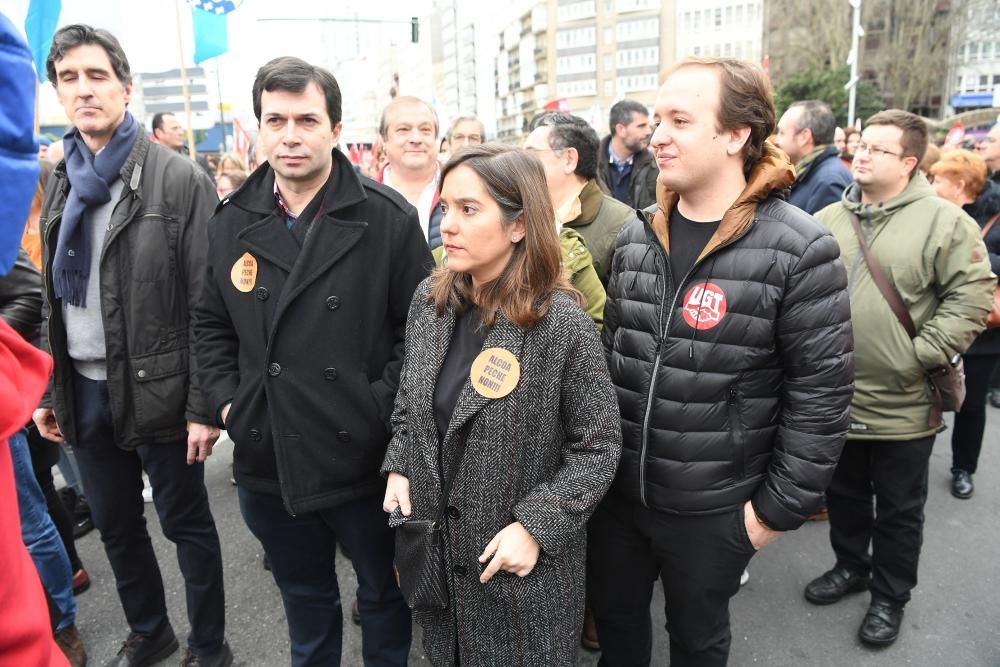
[674,1,764,63]
[947,0,1000,114]
[495,0,675,143]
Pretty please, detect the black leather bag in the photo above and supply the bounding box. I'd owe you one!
[392,515,448,610]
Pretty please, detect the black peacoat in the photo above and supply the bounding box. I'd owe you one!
[382,281,622,666]
[194,148,432,514]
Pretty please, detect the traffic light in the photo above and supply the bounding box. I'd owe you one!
[411,16,419,43]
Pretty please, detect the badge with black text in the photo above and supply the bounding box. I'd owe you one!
[230,252,257,293]
[470,348,520,399]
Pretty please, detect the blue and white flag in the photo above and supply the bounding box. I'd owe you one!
[189,0,243,64]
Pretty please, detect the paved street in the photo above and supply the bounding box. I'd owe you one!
[70,411,999,666]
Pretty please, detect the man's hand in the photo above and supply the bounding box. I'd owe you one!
[478,521,540,584]
[186,422,220,464]
[744,500,781,551]
[383,472,412,516]
[32,408,64,443]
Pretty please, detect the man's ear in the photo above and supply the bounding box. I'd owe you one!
[726,126,752,157]
[564,146,580,174]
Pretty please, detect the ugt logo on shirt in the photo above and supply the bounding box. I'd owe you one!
[681,282,727,330]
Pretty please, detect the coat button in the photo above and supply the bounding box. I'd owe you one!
[453,564,467,576]
[326,296,340,310]
[337,431,351,442]
[268,363,281,377]
[256,287,269,301]
[323,367,338,381]
[447,506,460,520]
[249,429,262,441]
[136,369,147,379]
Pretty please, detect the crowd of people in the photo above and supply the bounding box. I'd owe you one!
[2,17,999,667]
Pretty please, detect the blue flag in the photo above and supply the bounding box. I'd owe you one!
[192,6,227,64]
[24,0,61,82]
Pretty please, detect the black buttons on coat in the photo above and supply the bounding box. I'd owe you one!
[248,429,262,441]
[447,506,460,520]
[326,296,340,310]
[337,431,351,442]
[453,564,467,576]
[323,368,338,381]
[255,287,269,301]
[268,363,282,377]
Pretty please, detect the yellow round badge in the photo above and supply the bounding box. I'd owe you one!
[230,252,257,293]
[470,348,521,399]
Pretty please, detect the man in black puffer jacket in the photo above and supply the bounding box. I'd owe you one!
[589,57,855,666]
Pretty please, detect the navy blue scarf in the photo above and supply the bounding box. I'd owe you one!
[54,112,138,307]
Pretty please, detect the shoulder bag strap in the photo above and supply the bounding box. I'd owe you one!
[981,212,1000,239]
[848,213,917,339]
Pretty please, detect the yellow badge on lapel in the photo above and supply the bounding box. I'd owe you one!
[230,252,257,293]
[470,348,520,399]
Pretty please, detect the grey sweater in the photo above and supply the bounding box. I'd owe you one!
[63,178,123,380]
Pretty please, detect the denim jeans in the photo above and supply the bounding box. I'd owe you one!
[239,486,411,667]
[10,428,76,630]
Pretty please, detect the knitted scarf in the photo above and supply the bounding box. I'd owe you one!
[54,112,137,307]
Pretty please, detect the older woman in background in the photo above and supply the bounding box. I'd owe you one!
[930,149,1000,499]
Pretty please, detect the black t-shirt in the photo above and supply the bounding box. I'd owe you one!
[433,307,488,440]
[668,207,720,283]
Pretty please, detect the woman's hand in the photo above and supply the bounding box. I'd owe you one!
[478,521,540,583]
[383,472,412,516]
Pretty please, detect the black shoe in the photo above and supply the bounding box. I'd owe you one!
[951,469,974,499]
[804,566,869,605]
[72,495,94,539]
[989,389,1000,409]
[859,601,903,647]
[107,624,179,667]
[180,641,233,667]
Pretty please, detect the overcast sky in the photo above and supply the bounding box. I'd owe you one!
[3,0,434,125]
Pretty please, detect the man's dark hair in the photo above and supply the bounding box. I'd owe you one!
[788,100,836,146]
[865,109,929,179]
[528,112,599,180]
[151,112,174,133]
[608,100,648,135]
[252,57,342,127]
[46,24,132,87]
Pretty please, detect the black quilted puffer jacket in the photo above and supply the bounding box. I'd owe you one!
[602,146,855,531]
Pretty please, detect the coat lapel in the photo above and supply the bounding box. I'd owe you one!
[439,311,526,464]
[237,213,301,274]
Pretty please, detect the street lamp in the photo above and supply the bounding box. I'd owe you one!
[845,0,865,129]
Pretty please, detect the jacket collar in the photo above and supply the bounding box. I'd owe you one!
[228,147,368,218]
[563,179,604,227]
[647,141,795,260]
[839,170,937,225]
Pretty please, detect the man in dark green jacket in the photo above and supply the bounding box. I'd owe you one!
[808,110,994,647]
[33,25,230,667]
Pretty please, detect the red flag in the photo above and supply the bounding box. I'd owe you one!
[544,98,571,113]
[349,143,362,165]
[232,116,251,161]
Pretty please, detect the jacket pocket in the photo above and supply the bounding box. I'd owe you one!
[130,348,188,435]
[728,385,747,480]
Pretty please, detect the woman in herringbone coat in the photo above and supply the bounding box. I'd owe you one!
[381,145,622,666]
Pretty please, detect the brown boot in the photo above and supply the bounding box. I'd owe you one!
[581,607,600,651]
[54,623,87,667]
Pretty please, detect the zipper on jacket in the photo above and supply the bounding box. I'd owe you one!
[636,217,757,507]
[727,385,747,480]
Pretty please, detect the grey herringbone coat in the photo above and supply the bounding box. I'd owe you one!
[382,280,622,666]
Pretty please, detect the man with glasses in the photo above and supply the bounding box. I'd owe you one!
[446,115,485,150]
[809,109,994,647]
[523,112,632,286]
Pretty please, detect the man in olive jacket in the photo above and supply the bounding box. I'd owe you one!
[32,25,230,667]
[808,110,994,648]
[193,57,430,666]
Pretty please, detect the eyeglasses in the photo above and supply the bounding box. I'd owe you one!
[855,143,903,159]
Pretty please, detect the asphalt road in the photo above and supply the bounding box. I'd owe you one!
[68,411,1000,666]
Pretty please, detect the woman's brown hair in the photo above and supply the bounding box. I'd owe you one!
[429,144,578,330]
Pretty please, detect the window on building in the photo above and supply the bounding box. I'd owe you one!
[715,8,722,27]
[980,74,990,91]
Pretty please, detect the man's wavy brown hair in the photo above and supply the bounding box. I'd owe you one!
[429,145,579,330]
